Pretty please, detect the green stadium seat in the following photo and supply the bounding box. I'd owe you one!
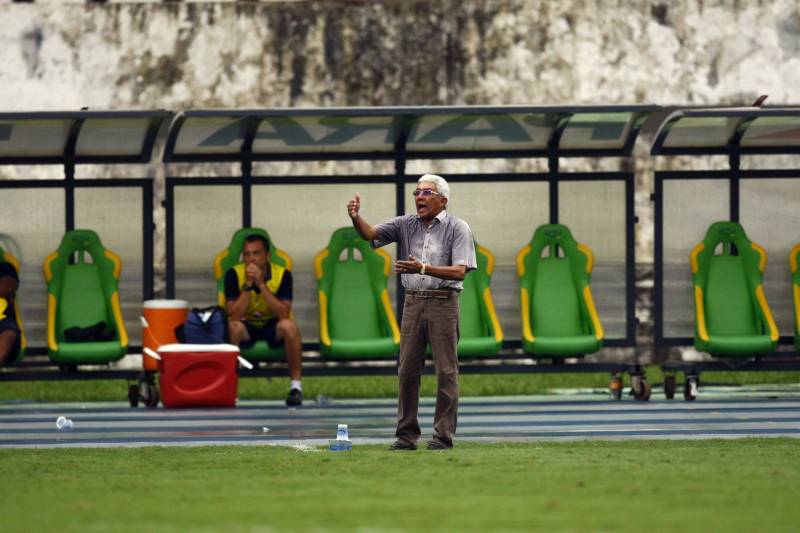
[457,241,503,357]
[314,227,399,359]
[793,243,800,352]
[691,221,778,356]
[0,246,26,362]
[516,224,604,357]
[214,227,293,362]
[44,230,128,364]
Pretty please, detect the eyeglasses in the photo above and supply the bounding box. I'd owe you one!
[412,189,441,197]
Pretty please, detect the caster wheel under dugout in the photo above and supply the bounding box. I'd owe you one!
[631,374,652,401]
[684,376,699,401]
[144,383,160,408]
[128,384,140,408]
[138,381,160,408]
[609,374,623,400]
[664,375,676,400]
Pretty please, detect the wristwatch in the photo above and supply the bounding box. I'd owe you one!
[420,263,426,275]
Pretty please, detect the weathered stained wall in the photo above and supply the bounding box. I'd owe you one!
[2,0,799,110]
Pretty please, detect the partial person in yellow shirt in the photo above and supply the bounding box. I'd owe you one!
[0,259,20,366]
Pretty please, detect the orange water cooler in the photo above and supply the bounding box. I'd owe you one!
[142,299,189,371]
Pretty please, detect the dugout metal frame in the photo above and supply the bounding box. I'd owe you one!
[160,105,651,396]
[2,106,651,400]
[650,107,800,400]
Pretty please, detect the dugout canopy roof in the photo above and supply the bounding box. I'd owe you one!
[162,105,657,162]
[0,111,170,165]
[651,107,800,156]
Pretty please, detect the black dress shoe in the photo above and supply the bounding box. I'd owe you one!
[286,388,302,407]
[426,440,452,450]
[389,439,417,451]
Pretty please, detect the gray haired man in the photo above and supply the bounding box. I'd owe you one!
[347,174,476,450]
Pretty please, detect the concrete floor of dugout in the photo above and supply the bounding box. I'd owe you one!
[2,387,800,449]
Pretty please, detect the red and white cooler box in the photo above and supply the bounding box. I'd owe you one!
[156,344,242,408]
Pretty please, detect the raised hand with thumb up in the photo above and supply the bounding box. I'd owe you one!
[347,192,361,220]
[347,192,378,241]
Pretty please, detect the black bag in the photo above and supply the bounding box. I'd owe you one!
[64,321,116,343]
[175,306,227,344]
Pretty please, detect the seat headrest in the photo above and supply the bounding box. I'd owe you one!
[316,227,391,282]
[791,243,800,276]
[530,224,580,257]
[692,221,766,280]
[702,221,750,250]
[518,223,594,281]
[531,224,576,246]
[229,227,274,254]
[220,227,291,271]
[58,229,106,257]
[326,227,371,254]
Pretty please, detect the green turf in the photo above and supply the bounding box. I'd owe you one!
[2,367,800,403]
[0,439,797,532]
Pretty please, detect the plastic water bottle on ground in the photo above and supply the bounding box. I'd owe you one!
[329,423,352,451]
[315,395,333,406]
[56,416,74,431]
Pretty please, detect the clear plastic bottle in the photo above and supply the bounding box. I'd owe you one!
[329,423,352,451]
[56,416,74,431]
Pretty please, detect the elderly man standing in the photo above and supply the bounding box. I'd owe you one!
[347,174,476,450]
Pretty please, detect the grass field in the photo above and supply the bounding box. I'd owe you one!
[2,367,800,403]
[1,439,798,532]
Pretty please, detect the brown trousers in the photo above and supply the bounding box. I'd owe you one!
[395,292,459,447]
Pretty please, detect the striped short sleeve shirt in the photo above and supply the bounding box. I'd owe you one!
[371,210,477,291]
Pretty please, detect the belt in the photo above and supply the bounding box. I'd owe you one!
[405,289,456,299]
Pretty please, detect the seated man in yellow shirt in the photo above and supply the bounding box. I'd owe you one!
[224,234,303,406]
[0,259,20,366]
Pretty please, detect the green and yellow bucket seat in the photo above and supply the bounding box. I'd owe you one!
[691,221,778,356]
[792,243,800,352]
[44,230,128,364]
[457,241,503,357]
[314,227,399,359]
[516,224,604,356]
[214,227,293,362]
[0,246,26,362]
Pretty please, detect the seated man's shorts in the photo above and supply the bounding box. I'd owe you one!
[242,318,285,349]
[0,317,20,364]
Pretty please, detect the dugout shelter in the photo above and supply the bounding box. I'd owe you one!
[651,106,800,400]
[1,105,652,401]
[161,105,652,395]
[0,110,168,379]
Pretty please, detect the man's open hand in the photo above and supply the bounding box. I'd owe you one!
[395,255,423,274]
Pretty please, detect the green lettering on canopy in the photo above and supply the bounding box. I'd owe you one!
[199,117,317,147]
[412,114,532,144]
[316,116,395,145]
[255,117,316,145]
[198,119,250,147]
